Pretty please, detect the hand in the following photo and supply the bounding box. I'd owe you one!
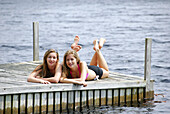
[40,80,51,84]
[76,81,87,87]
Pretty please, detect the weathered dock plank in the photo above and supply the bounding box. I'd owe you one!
[0,61,154,113]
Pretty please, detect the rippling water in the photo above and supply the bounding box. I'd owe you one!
[0,0,170,113]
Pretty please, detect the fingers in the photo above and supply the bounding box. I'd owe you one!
[83,82,87,87]
[77,81,87,87]
[41,80,51,84]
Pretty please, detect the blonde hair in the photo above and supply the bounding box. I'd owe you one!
[34,49,59,77]
[62,50,80,77]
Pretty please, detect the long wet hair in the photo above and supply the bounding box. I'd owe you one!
[62,50,80,77]
[33,49,59,77]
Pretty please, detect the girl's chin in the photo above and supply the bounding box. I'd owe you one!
[48,63,55,66]
[68,65,73,68]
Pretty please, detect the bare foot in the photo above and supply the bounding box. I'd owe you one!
[71,35,80,49]
[93,39,99,51]
[99,38,106,49]
[72,45,82,52]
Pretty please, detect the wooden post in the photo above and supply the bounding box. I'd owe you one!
[144,38,152,99]
[33,22,39,61]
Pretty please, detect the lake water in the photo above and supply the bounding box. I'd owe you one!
[0,0,170,113]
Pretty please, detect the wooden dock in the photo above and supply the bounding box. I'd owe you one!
[0,61,154,113]
[0,22,154,113]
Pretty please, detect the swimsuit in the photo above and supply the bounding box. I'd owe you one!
[87,65,103,79]
[70,64,89,79]
[70,64,103,79]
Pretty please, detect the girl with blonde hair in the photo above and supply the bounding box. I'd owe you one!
[60,37,109,87]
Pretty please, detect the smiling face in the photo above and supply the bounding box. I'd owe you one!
[66,54,77,69]
[63,50,80,71]
[46,52,58,67]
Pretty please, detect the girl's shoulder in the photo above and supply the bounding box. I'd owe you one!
[58,62,62,66]
[79,61,87,67]
[33,64,43,72]
[57,62,64,68]
[79,61,87,65]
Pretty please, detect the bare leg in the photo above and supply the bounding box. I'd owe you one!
[71,35,82,52]
[94,39,108,71]
[90,38,106,65]
[93,39,99,51]
[97,49,109,78]
[99,38,106,49]
[90,52,97,66]
[91,39,109,78]
[96,49,109,71]
[90,39,98,65]
[90,39,101,66]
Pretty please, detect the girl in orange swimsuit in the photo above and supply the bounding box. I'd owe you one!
[60,37,109,87]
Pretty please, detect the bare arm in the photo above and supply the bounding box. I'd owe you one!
[60,77,86,86]
[79,61,88,81]
[59,61,87,83]
[40,63,62,83]
[27,63,62,84]
[27,67,50,84]
[59,61,87,87]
